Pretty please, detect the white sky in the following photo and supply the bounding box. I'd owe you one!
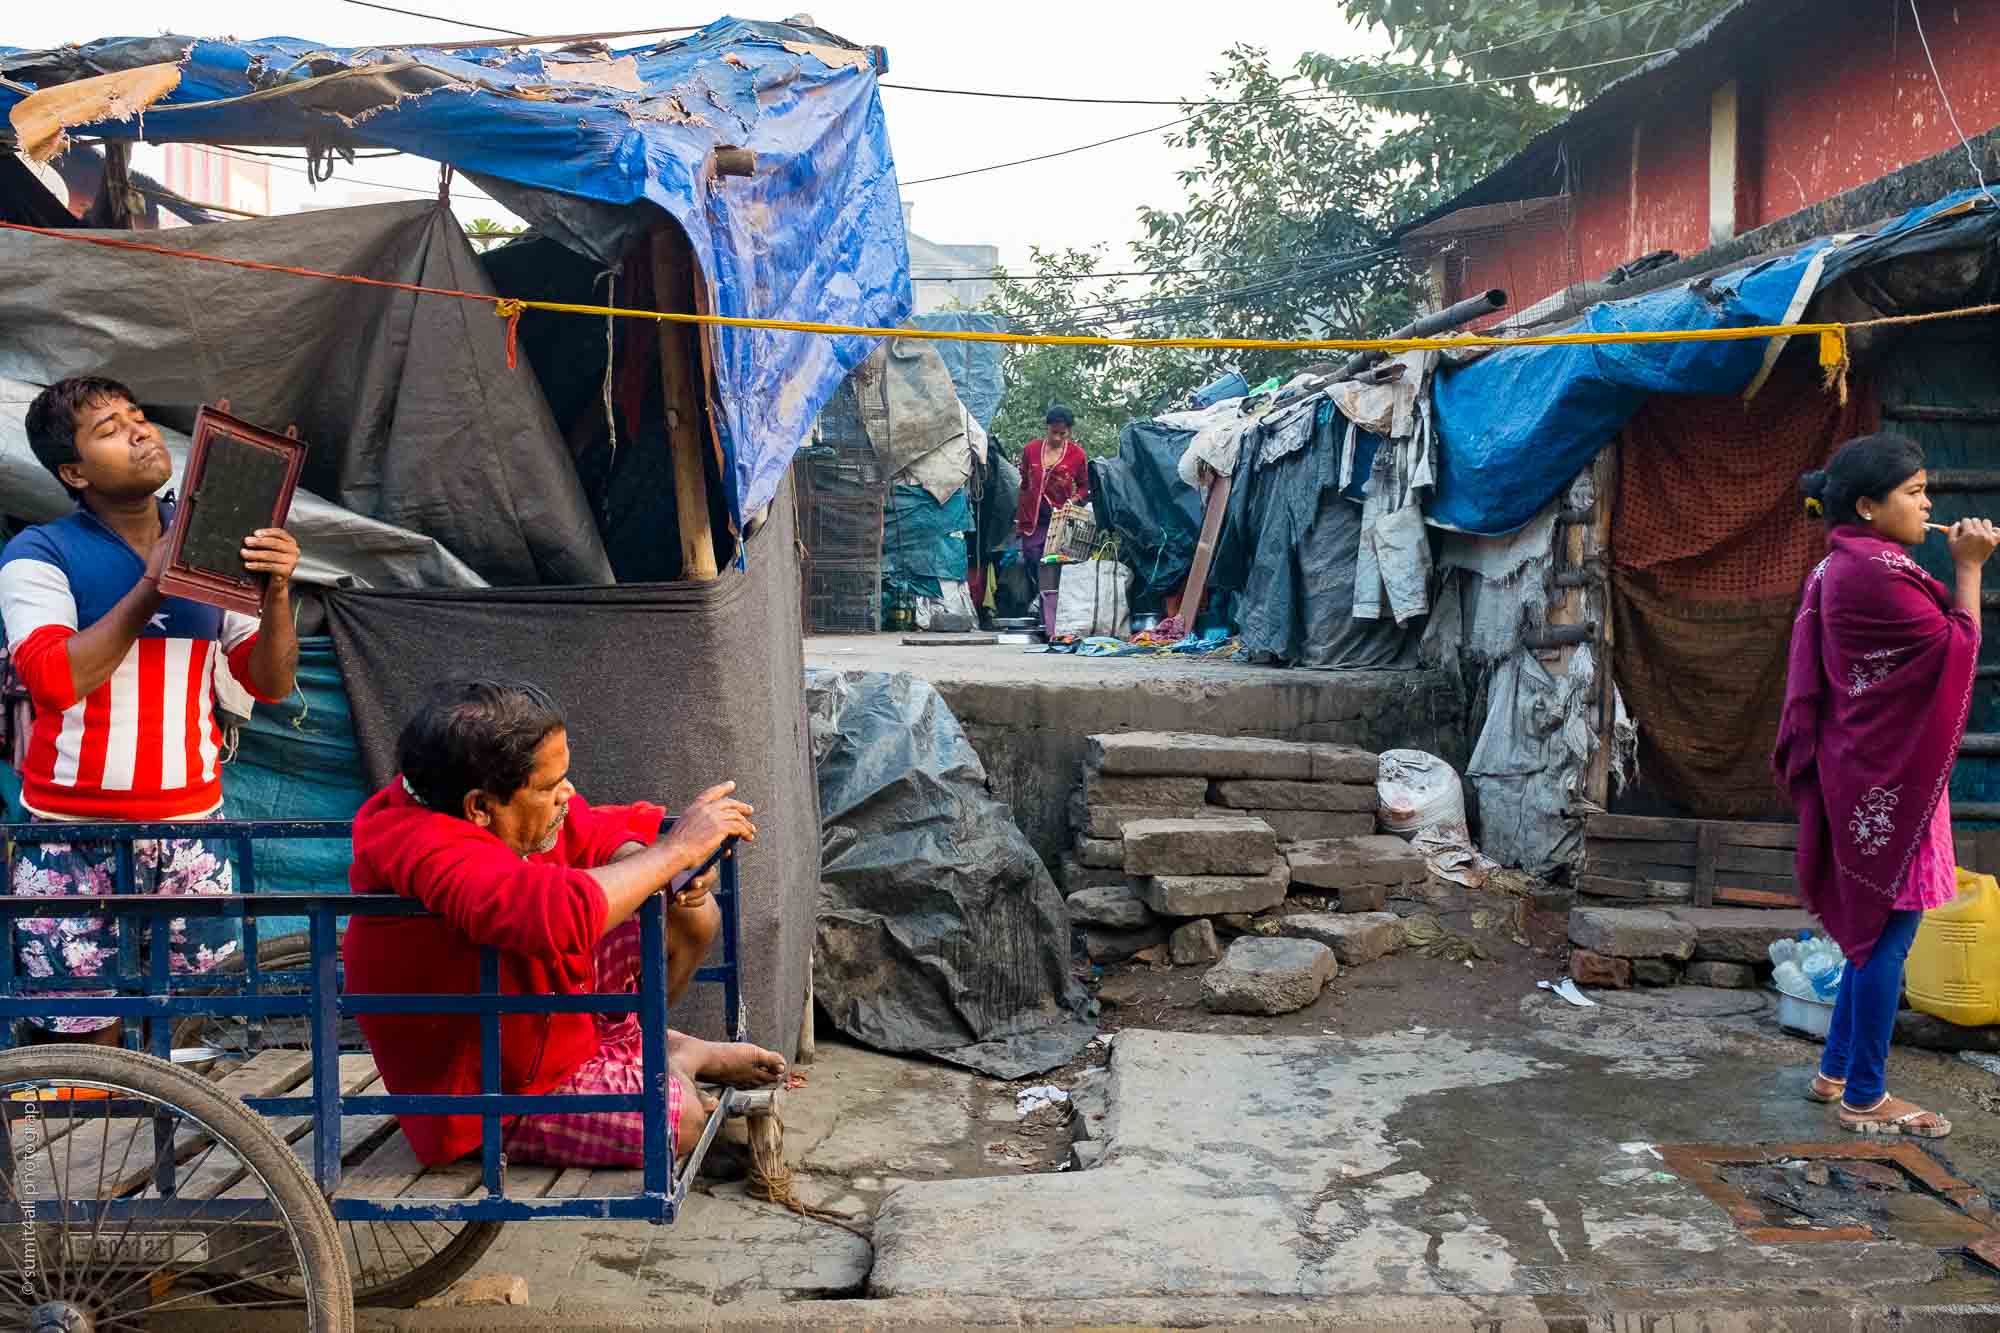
[5,3,1389,273]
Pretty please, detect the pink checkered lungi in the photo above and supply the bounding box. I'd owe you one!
[502,919,681,1167]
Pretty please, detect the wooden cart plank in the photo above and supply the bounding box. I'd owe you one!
[193,1055,380,1200]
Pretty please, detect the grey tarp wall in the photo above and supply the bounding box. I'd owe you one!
[323,490,816,1060]
[807,668,1093,1078]
[0,200,610,587]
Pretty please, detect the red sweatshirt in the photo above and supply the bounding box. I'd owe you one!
[341,781,663,1166]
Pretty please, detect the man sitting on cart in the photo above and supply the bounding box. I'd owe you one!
[341,678,788,1167]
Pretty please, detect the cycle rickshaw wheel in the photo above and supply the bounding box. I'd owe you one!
[0,1046,353,1332]
[226,1215,504,1310]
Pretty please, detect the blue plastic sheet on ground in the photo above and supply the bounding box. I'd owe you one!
[1426,188,2000,535]
[882,485,971,582]
[0,18,912,530]
[911,312,1008,431]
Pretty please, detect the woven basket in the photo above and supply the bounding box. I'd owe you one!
[1046,501,1097,563]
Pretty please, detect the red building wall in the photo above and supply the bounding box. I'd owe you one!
[1435,0,2000,326]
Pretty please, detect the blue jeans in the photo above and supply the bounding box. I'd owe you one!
[1818,909,1923,1106]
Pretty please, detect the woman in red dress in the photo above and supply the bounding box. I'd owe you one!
[1014,404,1089,567]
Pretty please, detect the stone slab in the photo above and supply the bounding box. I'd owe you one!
[1137,866,1289,917]
[1247,809,1377,844]
[1631,958,1682,987]
[1278,911,1402,966]
[1085,922,1171,964]
[1666,907,1817,964]
[1088,731,1314,780]
[1061,858,1135,895]
[1123,816,1279,877]
[1309,742,1380,784]
[1200,937,1335,1014]
[1169,918,1221,966]
[1569,949,1632,988]
[1209,779,1377,813]
[1074,835,1126,868]
[1684,960,1757,989]
[1082,774,1213,808]
[1569,906,1698,961]
[1066,882,1153,930]
[1336,883,1387,913]
[1075,805,1216,840]
[869,1030,1949,1305]
[1285,835,1427,891]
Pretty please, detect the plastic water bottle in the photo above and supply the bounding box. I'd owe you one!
[1773,960,1808,998]
[1769,938,1799,967]
[1803,947,1845,1001]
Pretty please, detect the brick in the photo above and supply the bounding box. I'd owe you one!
[1075,805,1215,839]
[1082,774,1212,808]
[1074,835,1126,869]
[1210,779,1377,813]
[1568,949,1632,988]
[1088,732,1314,780]
[1065,883,1153,930]
[1666,907,1816,964]
[1278,911,1403,966]
[1060,858,1133,894]
[1200,937,1336,1015]
[1568,906,1697,961]
[1137,866,1289,917]
[1337,883,1387,913]
[1124,817,1279,877]
[1169,918,1222,966]
[1684,960,1757,989]
[1631,958,1682,987]
[1310,743,1380,784]
[1244,810,1376,844]
[1285,835,1427,892]
[1084,923,1170,964]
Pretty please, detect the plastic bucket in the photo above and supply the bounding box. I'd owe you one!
[1776,988,1834,1040]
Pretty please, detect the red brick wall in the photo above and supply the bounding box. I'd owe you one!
[1436,0,2000,324]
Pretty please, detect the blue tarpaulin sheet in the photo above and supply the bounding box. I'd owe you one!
[1427,188,2000,535]
[910,312,1008,431]
[0,17,913,530]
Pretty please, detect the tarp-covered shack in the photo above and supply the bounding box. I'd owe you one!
[0,15,918,1060]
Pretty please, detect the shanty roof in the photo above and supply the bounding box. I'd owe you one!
[0,17,914,527]
[1392,0,1813,240]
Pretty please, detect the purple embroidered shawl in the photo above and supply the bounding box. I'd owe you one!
[1773,528,1979,967]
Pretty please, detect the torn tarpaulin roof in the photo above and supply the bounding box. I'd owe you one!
[0,17,914,531]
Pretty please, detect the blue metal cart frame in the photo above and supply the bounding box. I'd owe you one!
[0,816,746,1228]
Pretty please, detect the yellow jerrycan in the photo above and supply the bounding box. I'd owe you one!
[1906,867,2000,1027]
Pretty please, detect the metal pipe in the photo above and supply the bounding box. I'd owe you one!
[1331,288,1506,382]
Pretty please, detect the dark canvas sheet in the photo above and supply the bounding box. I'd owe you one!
[323,490,815,1058]
[0,200,610,587]
[807,668,1093,1078]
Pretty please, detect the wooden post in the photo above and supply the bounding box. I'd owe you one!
[1585,446,1620,806]
[101,142,142,229]
[650,227,720,581]
[1176,472,1233,625]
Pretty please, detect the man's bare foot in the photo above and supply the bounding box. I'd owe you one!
[675,1035,787,1089]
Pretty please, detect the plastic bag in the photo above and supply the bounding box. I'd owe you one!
[1055,560,1131,638]
[1377,749,1498,888]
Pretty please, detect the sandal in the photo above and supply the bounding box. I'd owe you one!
[1807,1073,1845,1104]
[1839,1094,1952,1138]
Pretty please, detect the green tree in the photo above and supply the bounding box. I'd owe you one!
[462,217,524,253]
[1338,0,1737,104]
[982,245,1150,458]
